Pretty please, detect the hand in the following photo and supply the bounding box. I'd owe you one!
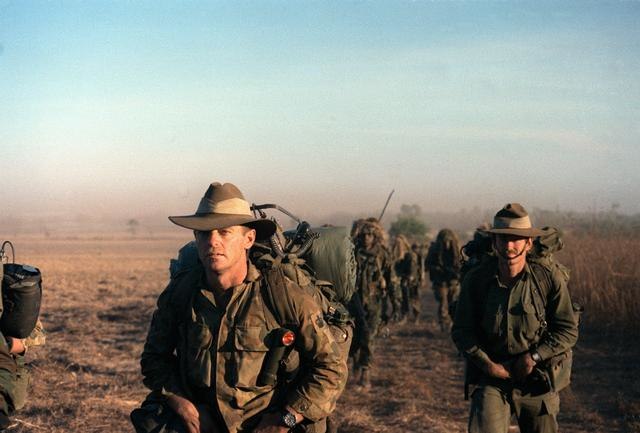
[512,352,536,383]
[166,394,217,433]
[7,337,26,355]
[253,412,289,433]
[483,360,511,380]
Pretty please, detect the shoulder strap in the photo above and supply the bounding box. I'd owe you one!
[528,262,552,331]
[262,267,300,329]
[169,269,201,325]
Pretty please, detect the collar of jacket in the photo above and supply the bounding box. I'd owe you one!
[245,261,261,282]
[492,261,533,288]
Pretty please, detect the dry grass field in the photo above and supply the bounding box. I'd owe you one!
[3,233,639,432]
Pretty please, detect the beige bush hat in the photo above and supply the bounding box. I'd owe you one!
[169,182,276,239]
[485,203,545,238]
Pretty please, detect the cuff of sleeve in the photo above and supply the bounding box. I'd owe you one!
[466,347,492,368]
[534,344,555,361]
[160,378,185,398]
[286,391,325,422]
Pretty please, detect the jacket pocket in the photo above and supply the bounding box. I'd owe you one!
[185,321,213,387]
[232,326,270,389]
[519,301,540,340]
[548,349,572,392]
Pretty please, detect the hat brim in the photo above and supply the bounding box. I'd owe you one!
[169,213,276,240]
[484,227,546,238]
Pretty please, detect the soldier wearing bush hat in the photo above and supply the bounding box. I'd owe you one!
[452,203,578,433]
[132,182,347,433]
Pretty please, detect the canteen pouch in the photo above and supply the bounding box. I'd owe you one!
[523,367,553,396]
[1,264,42,338]
[547,349,572,392]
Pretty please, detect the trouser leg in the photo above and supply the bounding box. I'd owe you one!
[0,338,18,416]
[448,279,461,319]
[409,283,421,318]
[512,390,559,433]
[357,303,381,369]
[400,281,410,318]
[11,355,29,411]
[433,284,451,326]
[468,385,511,433]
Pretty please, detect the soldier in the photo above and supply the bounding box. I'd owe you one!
[348,220,395,388]
[407,243,423,322]
[0,257,46,430]
[131,182,347,433]
[392,236,420,323]
[0,333,27,430]
[452,203,578,433]
[426,228,462,331]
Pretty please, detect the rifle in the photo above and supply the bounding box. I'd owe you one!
[378,189,395,222]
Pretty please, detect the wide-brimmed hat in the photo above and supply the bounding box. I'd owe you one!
[484,203,545,238]
[169,182,276,239]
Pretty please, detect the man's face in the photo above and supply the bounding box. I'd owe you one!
[492,234,532,263]
[195,225,256,275]
[361,231,375,249]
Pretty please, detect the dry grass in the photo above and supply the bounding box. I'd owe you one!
[558,233,640,335]
[2,233,638,432]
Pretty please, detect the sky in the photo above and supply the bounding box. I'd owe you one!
[1,1,639,231]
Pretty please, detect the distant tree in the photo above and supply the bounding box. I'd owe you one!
[127,219,140,236]
[389,204,429,239]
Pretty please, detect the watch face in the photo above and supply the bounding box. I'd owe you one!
[282,411,297,428]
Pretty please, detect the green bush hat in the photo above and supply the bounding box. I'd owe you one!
[485,203,545,238]
[169,182,276,239]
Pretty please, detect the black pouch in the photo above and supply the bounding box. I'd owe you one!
[523,367,553,396]
[1,264,43,338]
[130,401,189,433]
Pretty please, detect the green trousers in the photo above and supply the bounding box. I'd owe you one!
[432,280,460,326]
[468,385,559,433]
[0,337,28,415]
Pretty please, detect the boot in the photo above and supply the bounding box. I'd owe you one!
[359,368,371,389]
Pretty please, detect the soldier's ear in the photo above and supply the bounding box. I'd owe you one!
[525,237,533,251]
[243,228,256,249]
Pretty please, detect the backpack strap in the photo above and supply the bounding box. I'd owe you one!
[528,262,552,333]
[262,266,300,330]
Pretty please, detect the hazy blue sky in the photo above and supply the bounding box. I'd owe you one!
[1,1,639,227]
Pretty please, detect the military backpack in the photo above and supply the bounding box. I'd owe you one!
[0,241,43,339]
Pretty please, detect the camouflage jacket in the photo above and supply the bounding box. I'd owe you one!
[354,244,395,306]
[140,262,347,432]
[395,251,419,285]
[451,259,578,367]
[426,242,461,283]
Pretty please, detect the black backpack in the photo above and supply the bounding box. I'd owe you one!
[0,241,42,339]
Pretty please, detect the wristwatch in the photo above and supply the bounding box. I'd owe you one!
[280,409,297,429]
[530,350,542,364]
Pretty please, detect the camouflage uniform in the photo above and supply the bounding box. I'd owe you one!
[394,246,420,322]
[349,228,395,378]
[426,229,461,330]
[134,262,347,433]
[452,258,578,433]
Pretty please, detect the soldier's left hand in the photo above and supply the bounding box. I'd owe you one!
[253,412,290,433]
[512,352,536,383]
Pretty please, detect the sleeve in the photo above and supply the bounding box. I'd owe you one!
[534,269,579,361]
[451,273,492,368]
[140,284,185,397]
[284,280,349,422]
